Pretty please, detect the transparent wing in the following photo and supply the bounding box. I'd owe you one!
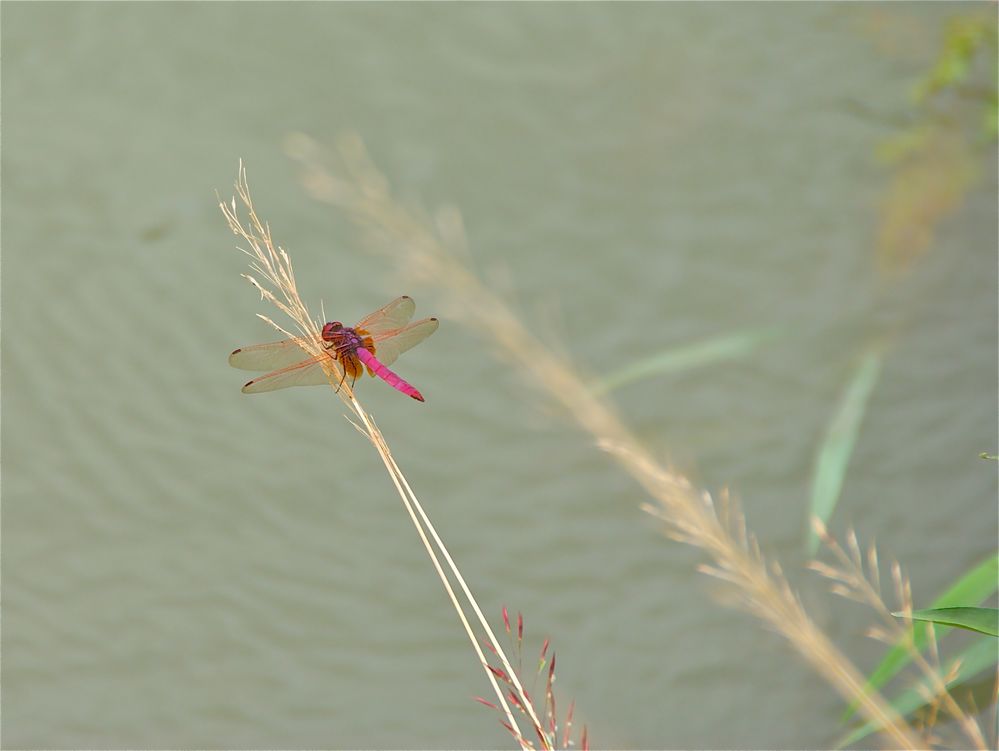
[240,354,342,394]
[229,337,322,371]
[370,317,439,367]
[355,296,416,336]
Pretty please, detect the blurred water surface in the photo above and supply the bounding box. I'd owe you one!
[3,3,996,748]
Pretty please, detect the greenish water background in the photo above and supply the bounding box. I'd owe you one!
[3,3,996,748]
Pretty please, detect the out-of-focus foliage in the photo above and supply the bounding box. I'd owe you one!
[876,133,978,272]
[591,327,779,396]
[912,14,998,129]
[876,12,997,274]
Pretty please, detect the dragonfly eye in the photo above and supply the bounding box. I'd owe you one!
[321,321,344,341]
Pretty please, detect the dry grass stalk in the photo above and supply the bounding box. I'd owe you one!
[286,133,923,749]
[810,521,988,749]
[991,666,999,749]
[220,163,546,748]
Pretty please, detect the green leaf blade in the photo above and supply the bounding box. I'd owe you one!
[806,346,884,554]
[896,606,999,637]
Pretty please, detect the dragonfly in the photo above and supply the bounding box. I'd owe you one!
[229,296,438,402]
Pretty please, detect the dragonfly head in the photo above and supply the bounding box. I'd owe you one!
[321,321,343,341]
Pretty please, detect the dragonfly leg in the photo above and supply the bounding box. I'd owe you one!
[334,364,347,394]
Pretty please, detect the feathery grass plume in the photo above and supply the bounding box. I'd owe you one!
[810,520,989,749]
[220,163,546,748]
[477,609,587,750]
[287,133,923,749]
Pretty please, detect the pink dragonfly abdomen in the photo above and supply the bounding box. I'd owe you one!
[356,347,425,402]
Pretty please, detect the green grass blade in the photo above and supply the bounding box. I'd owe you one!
[806,345,884,554]
[835,637,998,748]
[895,606,999,637]
[841,552,999,721]
[590,327,779,396]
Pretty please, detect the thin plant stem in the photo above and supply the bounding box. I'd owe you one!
[221,163,544,747]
